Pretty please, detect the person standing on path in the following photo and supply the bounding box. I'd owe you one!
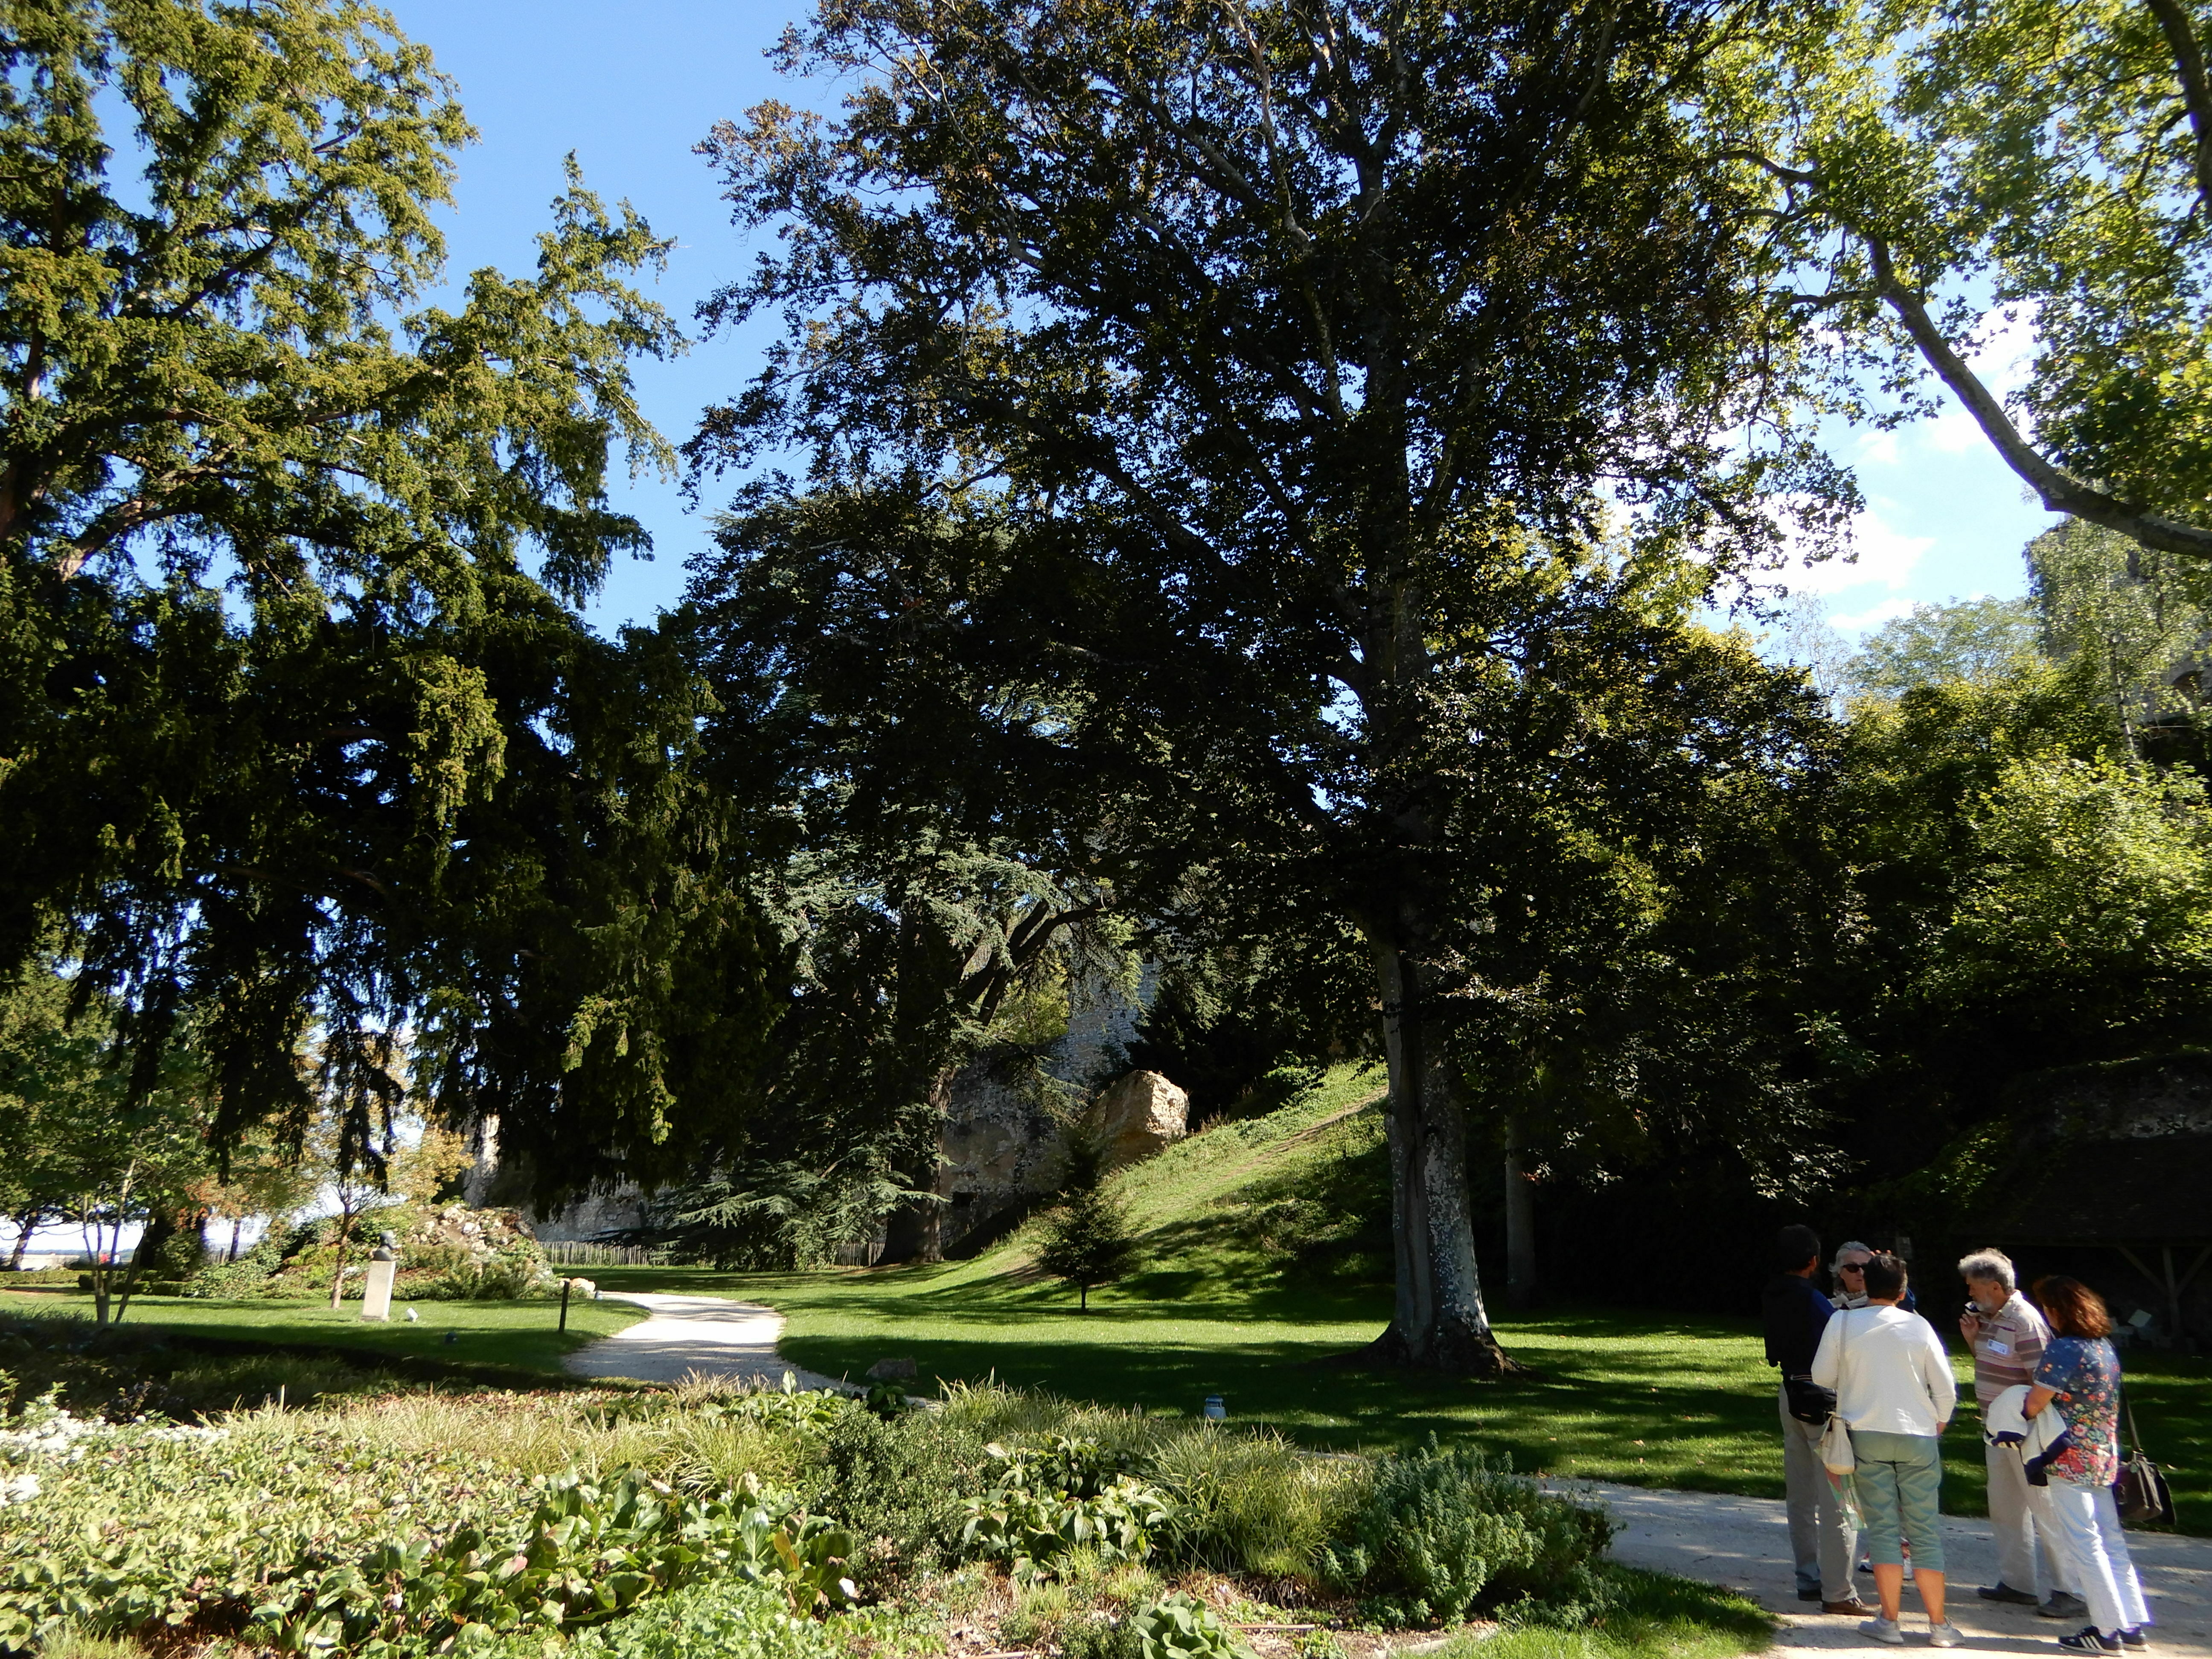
[1811,1251,1961,1647]
[1959,1248,2084,1621]
[2025,1276,2153,1656]
[1764,1224,1869,1616]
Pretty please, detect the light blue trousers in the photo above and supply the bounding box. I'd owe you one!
[1849,1429,1945,1573]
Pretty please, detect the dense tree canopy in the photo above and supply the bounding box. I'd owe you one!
[0,0,779,1187]
[686,0,1858,1369]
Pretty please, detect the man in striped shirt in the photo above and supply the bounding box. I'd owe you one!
[1959,1248,2084,1619]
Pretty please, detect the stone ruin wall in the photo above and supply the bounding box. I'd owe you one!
[466,963,1161,1257]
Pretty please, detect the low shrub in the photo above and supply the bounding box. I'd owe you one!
[1317,1439,1615,1627]
[0,1394,511,1653]
[809,1397,992,1584]
[179,1233,292,1299]
[958,1438,1179,1580]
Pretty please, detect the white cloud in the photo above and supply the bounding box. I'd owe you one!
[1926,407,1985,454]
[1786,504,1934,596]
[1830,597,1919,634]
[1857,430,1902,466]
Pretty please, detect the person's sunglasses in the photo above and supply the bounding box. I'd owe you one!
[1839,1262,1868,1273]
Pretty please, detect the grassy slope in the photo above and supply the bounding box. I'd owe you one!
[0,1283,648,1377]
[597,1062,2212,1536]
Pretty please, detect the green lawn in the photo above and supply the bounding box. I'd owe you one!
[0,1283,647,1378]
[592,1261,2212,1535]
[574,1060,2210,1536]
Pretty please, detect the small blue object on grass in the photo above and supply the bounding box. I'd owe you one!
[444,1330,459,1345]
[1203,1394,1226,1420]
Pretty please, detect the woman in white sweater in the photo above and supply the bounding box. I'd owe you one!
[1811,1252,1960,1647]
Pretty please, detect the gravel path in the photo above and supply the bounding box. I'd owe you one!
[562,1291,853,1391]
[1553,1478,2212,1657]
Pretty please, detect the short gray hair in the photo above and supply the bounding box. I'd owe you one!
[1832,1240,1874,1271]
[1958,1248,2016,1291]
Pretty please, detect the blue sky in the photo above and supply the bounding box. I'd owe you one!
[386,2,2057,639]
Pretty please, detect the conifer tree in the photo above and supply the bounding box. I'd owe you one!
[1034,1123,1137,1313]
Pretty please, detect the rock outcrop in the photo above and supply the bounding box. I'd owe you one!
[1086,1069,1189,1170]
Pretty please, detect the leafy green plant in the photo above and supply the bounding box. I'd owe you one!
[256,1472,841,1655]
[1317,1440,1614,1627]
[488,1573,898,1659]
[1131,1594,1252,1659]
[958,1440,1178,1579]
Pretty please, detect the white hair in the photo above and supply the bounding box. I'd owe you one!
[1958,1248,2017,1292]
[1832,1240,1874,1270]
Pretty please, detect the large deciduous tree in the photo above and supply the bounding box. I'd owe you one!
[689,0,1842,1370]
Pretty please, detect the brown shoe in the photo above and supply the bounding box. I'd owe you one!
[1823,1598,1878,1616]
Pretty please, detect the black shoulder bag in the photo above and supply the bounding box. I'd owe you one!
[2114,1386,2175,1526]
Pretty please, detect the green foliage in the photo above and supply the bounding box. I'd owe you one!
[958,1439,1179,1580]
[1036,1128,1140,1312]
[257,1472,844,1657]
[0,1395,511,1653]
[1132,1594,1254,1659]
[2030,520,2212,744]
[1318,1441,1615,1627]
[1944,756,2212,1013]
[613,1157,926,1273]
[1719,0,2212,560]
[1848,599,2044,699]
[807,1397,990,1586]
[495,1573,897,1659]
[0,0,791,1201]
[1145,1427,1356,1581]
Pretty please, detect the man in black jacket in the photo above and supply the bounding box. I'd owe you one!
[1764,1223,1868,1614]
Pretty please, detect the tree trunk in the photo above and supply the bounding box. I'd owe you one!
[6,1208,40,1269]
[1368,942,1512,1374]
[1504,1121,1537,1310]
[328,1207,352,1308]
[228,1216,244,1262]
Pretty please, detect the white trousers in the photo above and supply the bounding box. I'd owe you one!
[1985,1438,2075,1598]
[2044,1478,2150,1635]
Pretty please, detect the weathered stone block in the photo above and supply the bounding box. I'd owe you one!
[1087,1069,1189,1170]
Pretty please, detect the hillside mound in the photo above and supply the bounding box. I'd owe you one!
[973,1061,1393,1304]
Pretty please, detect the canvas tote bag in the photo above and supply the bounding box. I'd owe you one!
[1819,1308,1857,1475]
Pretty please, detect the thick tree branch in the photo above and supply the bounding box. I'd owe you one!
[2146,0,2212,208]
[1867,233,2212,560]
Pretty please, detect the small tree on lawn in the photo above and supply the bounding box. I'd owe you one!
[1034,1124,1137,1313]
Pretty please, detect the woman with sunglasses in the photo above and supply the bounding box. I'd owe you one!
[1833,1243,1878,1309]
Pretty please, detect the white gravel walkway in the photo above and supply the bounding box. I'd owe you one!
[1552,1479,2212,1657]
[562,1291,852,1391]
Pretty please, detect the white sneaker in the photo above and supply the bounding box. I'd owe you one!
[1929,1623,1963,1647]
[1862,1618,1906,1645]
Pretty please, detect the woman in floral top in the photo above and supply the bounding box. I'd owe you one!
[2026,1278,2150,1654]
